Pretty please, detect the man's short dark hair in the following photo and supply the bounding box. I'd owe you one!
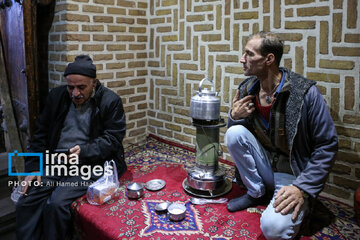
[249,32,284,67]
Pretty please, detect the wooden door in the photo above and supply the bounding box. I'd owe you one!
[0,0,54,150]
[0,0,29,151]
[0,0,54,177]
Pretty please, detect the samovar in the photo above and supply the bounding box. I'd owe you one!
[183,78,232,198]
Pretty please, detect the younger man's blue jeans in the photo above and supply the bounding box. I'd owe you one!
[226,125,309,240]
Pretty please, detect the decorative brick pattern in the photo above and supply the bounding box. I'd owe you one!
[48,0,359,205]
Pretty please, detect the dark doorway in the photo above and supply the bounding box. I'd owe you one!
[0,0,55,151]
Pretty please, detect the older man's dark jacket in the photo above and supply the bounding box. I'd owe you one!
[25,81,127,177]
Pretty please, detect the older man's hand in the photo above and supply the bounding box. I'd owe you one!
[273,185,305,221]
[22,173,41,195]
[69,145,81,156]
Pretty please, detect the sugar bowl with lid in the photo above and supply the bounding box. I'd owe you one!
[126,182,144,199]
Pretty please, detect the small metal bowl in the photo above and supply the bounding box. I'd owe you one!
[168,203,186,221]
[126,182,144,199]
[155,202,170,213]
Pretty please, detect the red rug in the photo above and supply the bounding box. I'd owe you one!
[71,136,360,240]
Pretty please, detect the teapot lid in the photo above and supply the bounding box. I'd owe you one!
[197,88,217,96]
[127,182,143,190]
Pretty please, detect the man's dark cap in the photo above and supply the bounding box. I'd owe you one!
[64,55,96,78]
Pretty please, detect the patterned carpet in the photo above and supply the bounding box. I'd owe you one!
[71,135,360,240]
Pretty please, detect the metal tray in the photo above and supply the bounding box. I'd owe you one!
[145,179,166,191]
[182,178,232,198]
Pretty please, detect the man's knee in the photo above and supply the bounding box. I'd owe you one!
[16,194,35,211]
[16,197,27,215]
[260,212,296,240]
[225,125,248,147]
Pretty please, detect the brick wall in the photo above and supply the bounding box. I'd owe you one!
[48,0,149,145]
[48,0,360,205]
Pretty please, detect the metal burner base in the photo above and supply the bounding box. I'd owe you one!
[183,178,232,198]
